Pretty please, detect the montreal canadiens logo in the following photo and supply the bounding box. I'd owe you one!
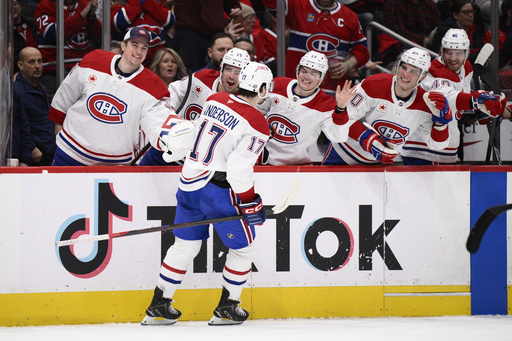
[267,114,300,144]
[306,33,340,58]
[372,120,409,145]
[87,92,127,124]
[184,104,203,121]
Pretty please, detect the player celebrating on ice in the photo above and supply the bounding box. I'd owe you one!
[142,62,273,326]
[322,47,453,165]
[257,51,353,165]
[49,27,196,166]
[139,47,251,165]
[401,28,504,164]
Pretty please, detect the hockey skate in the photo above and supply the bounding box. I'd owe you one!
[208,287,249,326]
[141,287,182,326]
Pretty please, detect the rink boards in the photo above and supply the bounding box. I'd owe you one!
[0,165,510,326]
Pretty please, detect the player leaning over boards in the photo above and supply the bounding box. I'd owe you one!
[139,47,251,165]
[49,27,196,166]
[141,62,273,326]
[322,47,452,165]
[401,28,504,165]
[257,51,353,165]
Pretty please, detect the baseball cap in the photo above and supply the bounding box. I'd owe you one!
[123,27,151,43]
[240,3,255,18]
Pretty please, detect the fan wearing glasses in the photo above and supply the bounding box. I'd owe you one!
[429,0,485,63]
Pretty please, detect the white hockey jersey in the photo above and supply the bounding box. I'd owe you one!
[257,77,351,165]
[49,49,180,165]
[400,58,473,163]
[325,73,450,165]
[179,92,270,202]
[169,68,220,120]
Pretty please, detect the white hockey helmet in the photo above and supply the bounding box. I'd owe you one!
[397,47,431,84]
[441,28,470,55]
[239,61,273,99]
[220,47,251,71]
[297,51,329,81]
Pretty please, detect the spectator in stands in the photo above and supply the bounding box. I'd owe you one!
[168,0,242,73]
[429,0,485,64]
[34,0,102,100]
[235,36,255,61]
[498,0,512,67]
[262,0,369,98]
[111,0,175,68]
[149,47,187,87]
[18,0,38,18]
[257,51,352,165]
[225,3,266,63]
[339,0,385,35]
[379,0,440,65]
[13,0,38,74]
[12,86,33,167]
[256,9,282,76]
[14,47,56,166]
[200,32,235,71]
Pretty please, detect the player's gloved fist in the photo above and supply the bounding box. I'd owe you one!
[238,194,266,226]
[471,91,501,118]
[427,91,452,125]
[359,130,398,164]
[159,120,196,163]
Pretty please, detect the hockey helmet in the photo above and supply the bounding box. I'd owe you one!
[239,61,273,99]
[441,28,470,56]
[297,51,329,81]
[220,47,251,71]
[397,47,431,84]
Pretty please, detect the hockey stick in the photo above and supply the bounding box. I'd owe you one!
[55,178,302,247]
[471,43,502,165]
[473,43,501,94]
[129,72,194,166]
[466,203,512,253]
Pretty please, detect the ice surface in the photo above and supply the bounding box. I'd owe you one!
[1,315,512,341]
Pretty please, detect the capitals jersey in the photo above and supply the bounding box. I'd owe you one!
[180,93,270,201]
[262,0,369,96]
[169,69,220,120]
[111,0,175,66]
[323,73,450,165]
[258,77,351,165]
[35,0,102,71]
[49,49,179,165]
[400,58,473,163]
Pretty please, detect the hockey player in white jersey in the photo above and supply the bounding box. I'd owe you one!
[49,27,195,166]
[139,47,251,165]
[141,62,273,326]
[323,47,453,165]
[400,29,503,164]
[257,51,353,165]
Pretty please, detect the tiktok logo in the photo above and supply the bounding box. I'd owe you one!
[55,180,132,278]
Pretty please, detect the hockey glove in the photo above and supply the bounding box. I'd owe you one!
[471,91,501,118]
[160,120,196,163]
[424,92,452,125]
[358,130,398,164]
[238,194,266,226]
